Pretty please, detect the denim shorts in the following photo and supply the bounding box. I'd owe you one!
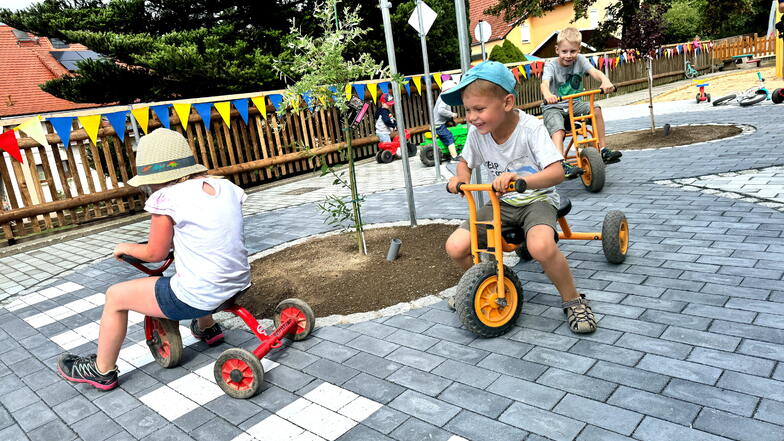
[377,132,392,143]
[435,124,455,147]
[154,277,212,321]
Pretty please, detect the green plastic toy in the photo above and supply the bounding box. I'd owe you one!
[418,124,468,167]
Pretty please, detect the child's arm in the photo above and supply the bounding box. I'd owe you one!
[540,79,558,104]
[588,68,614,93]
[113,214,174,262]
[492,161,564,195]
[447,159,472,194]
[380,109,397,129]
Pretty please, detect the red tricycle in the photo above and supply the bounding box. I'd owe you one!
[376,129,414,163]
[119,252,315,399]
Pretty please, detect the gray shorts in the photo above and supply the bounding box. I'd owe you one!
[542,101,594,136]
[459,200,557,247]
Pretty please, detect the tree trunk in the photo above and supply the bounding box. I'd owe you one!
[343,115,366,255]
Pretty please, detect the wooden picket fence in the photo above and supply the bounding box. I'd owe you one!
[0,39,720,244]
[709,33,778,61]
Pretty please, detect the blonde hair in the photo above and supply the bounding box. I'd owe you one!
[462,79,512,101]
[556,27,582,46]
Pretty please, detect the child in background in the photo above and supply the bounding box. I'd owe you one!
[433,79,460,160]
[375,93,397,143]
[540,27,622,179]
[57,128,251,390]
[442,61,597,334]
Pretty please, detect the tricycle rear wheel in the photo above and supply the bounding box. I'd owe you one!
[146,317,183,368]
[602,210,629,264]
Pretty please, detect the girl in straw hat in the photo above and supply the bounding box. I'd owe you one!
[57,128,251,390]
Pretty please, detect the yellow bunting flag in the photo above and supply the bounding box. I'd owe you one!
[432,73,443,89]
[131,107,150,134]
[345,83,353,101]
[15,116,48,147]
[412,76,422,94]
[214,101,232,127]
[172,103,192,130]
[77,115,101,145]
[367,83,378,103]
[518,65,527,79]
[251,96,267,119]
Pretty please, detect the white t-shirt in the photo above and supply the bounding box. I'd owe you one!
[145,178,251,311]
[462,110,562,208]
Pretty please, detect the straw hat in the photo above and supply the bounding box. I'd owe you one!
[127,128,207,187]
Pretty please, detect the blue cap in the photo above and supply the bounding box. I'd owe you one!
[440,61,516,106]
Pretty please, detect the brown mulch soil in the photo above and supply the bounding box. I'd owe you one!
[607,124,741,150]
[238,224,462,319]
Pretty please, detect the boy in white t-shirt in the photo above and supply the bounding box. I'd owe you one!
[441,61,597,334]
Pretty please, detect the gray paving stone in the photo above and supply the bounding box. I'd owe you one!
[419,309,463,328]
[172,408,221,433]
[486,375,564,410]
[661,326,741,351]
[597,316,667,337]
[35,380,80,407]
[516,313,563,332]
[755,399,784,426]
[444,409,526,441]
[509,327,578,351]
[701,282,769,300]
[568,340,643,366]
[12,399,57,432]
[382,315,433,333]
[477,353,548,381]
[345,334,400,358]
[422,323,475,345]
[608,385,700,426]
[264,346,319,370]
[536,368,617,402]
[52,395,100,425]
[361,407,408,435]
[616,333,693,359]
[1,386,39,412]
[388,390,461,427]
[683,303,757,323]
[717,371,784,402]
[385,346,445,371]
[499,401,584,441]
[637,354,722,385]
[27,418,77,441]
[426,340,489,365]
[587,361,669,393]
[389,417,451,441]
[438,383,512,419]
[661,288,728,306]
[385,329,439,351]
[301,358,357,386]
[687,347,775,377]
[0,424,30,441]
[639,309,712,330]
[694,407,782,441]
[204,395,262,425]
[387,366,452,397]
[307,340,360,363]
[554,393,642,435]
[576,425,636,441]
[523,347,595,374]
[663,379,759,417]
[115,405,168,439]
[632,416,732,441]
[344,351,402,379]
[311,326,361,344]
[346,321,397,339]
[91,388,141,418]
[141,424,194,441]
[71,411,124,441]
[621,295,686,313]
[343,373,405,404]
[337,424,393,441]
[190,416,243,441]
[709,321,784,345]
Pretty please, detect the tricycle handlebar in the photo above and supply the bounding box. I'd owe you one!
[118,250,175,277]
[558,86,616,101]
[447,179,527,194]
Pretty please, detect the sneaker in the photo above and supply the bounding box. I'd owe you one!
[562,161,584,180]
[447,295,456,310]
[190,320,225,346]
[563,295,597,334]
[57,353,118,391]
[601,148,622,164]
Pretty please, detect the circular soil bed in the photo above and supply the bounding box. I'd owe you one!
[238,223,462,319]
[606,124,742,150]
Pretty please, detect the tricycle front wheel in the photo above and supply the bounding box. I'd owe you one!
[274,298,315,341]
[579,147,605,193]
[455,262,523,338]
[214,348,263,399]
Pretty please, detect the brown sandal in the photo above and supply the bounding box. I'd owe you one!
[563,294,597,334]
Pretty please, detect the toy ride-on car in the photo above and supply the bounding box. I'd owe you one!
[419,123,468,167]
[447,179,628,338]
[556,87,616,193]
[119,252,315,399]
[376,129,413,163]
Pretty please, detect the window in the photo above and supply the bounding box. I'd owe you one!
[11,29,31,42]
[590,9,599,28]
[521,22,531,43]
[50,38,69,49]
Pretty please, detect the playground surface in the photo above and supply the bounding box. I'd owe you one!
[1,84,784,440]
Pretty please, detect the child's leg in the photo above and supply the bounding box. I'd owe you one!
[197,316,216,329]
[594,107,606,149]
[550,130,566,156]
[96,277,166,373]
[445,227,473,271]
[435,125,458,158]
[525,225,579,302]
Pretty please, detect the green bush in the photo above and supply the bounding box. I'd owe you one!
[489,39,528,64]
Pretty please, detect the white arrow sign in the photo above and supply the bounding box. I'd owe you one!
[408,1,437,36]
[474,20,492,43]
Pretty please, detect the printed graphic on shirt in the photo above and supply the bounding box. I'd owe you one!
[557,73,584,98]
[483,156,549,206]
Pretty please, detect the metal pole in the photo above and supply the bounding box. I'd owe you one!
[380,0,417,226]
[474,23,485,204]
[416,0,442,181]
[647,56,655,134]
[454,0,471,74]
[127,105,141,150]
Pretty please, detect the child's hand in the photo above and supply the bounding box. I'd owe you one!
[492,172,518,196]
[447,177,466,196]
[112,243,131,261]
[600,82,615,94]
[544,93,559,104]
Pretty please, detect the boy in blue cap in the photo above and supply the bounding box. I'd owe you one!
[442,60,596,334]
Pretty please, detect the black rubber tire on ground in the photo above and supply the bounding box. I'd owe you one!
[514,245,533,262]
[147,317,183,369]
[454,262,523,338]
[214,348,263,399]
[773,88,784,104]
[579,147,605,193]
[602,210,629,264]
[712,94,736,106]
[375,151,384,163]
[274,298,315,341]
[695,93,701,104]
[707,93,711,103]
[739,91,766,107]
[379,149,394,163]
[419,144,435,167]
[407,142,417,158]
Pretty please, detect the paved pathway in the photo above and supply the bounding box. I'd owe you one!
[1,99,784,441]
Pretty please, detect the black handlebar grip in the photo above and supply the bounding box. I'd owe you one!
[118,254,145,265]
[514,178,527,193]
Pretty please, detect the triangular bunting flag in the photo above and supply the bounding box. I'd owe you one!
[345,84,353,101]
[517,65,526,79]
[214,101,232,127]
[523,64,532,78]
[150,105,171,129]
[0,130,22,162]
[328,86,339,102]
[267,94,285,112]
[131,107,150,134]
[49,116,75,146]
[511,68,520,83]
[173,103,192,130]
[379,82,390,96]
[302,92,315,111]
[402,78,411,96]
[193,103,214,131]
[353,83,366,101]
[367,83,378,103]
[103,111,127,142]
[232,98,249,124]
[432,73,443,89]
[412,76,422,94]
[588,56,596,68]
[251,96,267,119]
[77,115,101,145]
[599,57,605,69]
[16,116,48,147]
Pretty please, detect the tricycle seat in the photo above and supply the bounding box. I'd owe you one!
[500,197,571,245]
[213,285,251,313]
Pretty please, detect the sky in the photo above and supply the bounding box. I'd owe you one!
[3,0,42,12]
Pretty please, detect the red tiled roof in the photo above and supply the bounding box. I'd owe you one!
[0,25,103,118]
[469,0,516,45]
